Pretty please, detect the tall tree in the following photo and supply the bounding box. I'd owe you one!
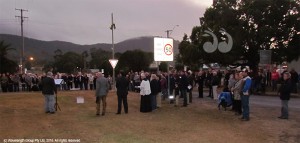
[179,0,300,70]
[0,40,18,73]
[116,50,153,72]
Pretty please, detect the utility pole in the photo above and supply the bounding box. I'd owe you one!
[110,13,116,89]
[15,8,28,74]
[165,30,171,96]
[165,25,178,96]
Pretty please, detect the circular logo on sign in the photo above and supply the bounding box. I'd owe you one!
[164,44,173,56]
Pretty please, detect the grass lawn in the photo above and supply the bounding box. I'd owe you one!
[0,90,299,143]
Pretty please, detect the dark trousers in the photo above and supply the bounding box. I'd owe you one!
[67,82,73,89]
[181,89,187,106]
[272,80,277,91]
[233,99,242,114]
[117,94,128,113]
[188,90,192,103]
[208,86,213,98]
[198,86,203,98]
[89,84,93,90]
[84,83,88,90]
[151,94,157,110]
[13,83,19,92]
[140,95,152,112]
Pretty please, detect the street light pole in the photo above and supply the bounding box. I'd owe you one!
[110,13,116,89]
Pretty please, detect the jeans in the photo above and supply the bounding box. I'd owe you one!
[281,100,289,118]
[44,94,55,112]
[241,95,250,119]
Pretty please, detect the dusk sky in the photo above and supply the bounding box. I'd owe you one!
[0,0,212,44]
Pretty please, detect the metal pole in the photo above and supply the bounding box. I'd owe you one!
[15,9,28,74]
[111,13,116,90]
[166,31,170,96]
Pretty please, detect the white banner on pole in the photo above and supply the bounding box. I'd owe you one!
[154,38,174,61]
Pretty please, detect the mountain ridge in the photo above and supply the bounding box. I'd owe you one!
[0,34,179,61]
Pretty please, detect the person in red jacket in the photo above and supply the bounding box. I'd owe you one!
[271,69,280,91]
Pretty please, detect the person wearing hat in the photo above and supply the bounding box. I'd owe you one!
[41,72,57,114]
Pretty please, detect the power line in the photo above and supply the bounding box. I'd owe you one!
[15,8,28,74]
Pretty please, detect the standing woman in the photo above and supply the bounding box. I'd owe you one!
[231,72,244,115]
[150,74,159,110]
[138,73,152,113]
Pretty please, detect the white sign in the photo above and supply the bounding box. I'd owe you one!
[54,79,64,85]
[109,59,118,69]
[77,96,84,103]
[154,37,174,61]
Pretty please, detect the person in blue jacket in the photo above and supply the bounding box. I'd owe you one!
[241,70,252,121]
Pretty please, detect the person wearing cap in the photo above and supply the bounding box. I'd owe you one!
[41,72,57,114]
[241,70,252,121]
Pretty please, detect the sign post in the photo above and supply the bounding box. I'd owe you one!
[109,59,118,90]
[154,37,174,98]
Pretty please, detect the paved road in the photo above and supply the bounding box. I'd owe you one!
[193,91,300,110]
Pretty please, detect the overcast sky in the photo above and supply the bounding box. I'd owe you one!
[0,0,212,45]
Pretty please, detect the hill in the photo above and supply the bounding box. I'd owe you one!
[0,34,179,61]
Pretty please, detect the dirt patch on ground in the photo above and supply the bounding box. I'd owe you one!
[0,90,299,143]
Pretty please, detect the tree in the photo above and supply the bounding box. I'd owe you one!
[0,40,18,73]
[51,51,83,74]
[89,48,113,76]
[179,0,300,71]
[116,50,153,72]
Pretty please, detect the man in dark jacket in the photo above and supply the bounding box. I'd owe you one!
[179,71,188,107]
[116,71,129,114]
[196,71,205,98]
[41,72,57,114]
[278,72,293,119]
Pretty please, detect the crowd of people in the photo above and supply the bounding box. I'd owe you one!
[1,67,299,120]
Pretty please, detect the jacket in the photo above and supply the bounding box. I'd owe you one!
[150,79,160,95]
[116,76,129,96]
[279,79,292,100]
[41,76,57,95]
[242,76,252,95]
[95,77,109,97]
[232,79,244,100]
[139,79,151,96]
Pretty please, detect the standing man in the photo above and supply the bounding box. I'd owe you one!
[116,71,129,114]
[196,71,205,98]
[41,72,57,114]
[95,72,109,116]
[241,70,252,121]
[278,72,292,119]
[179,71,188,107]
